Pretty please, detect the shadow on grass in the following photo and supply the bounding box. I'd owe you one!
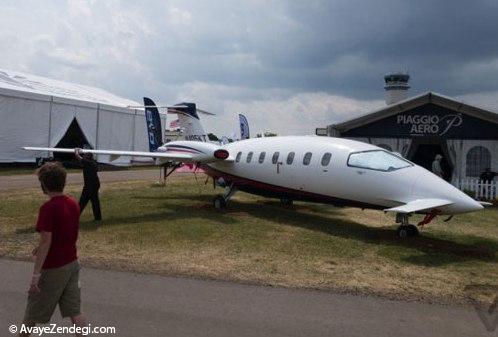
[15,227,36,234]
[128,192,498,267]
[80,197,237,231]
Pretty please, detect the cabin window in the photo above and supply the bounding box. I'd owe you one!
[466,146,491,177]
[235,151,242,163]
[303,152,312,166]
[321,153,332,166]
[246,151,253,163]
[272,152,280,164]
[258,152,266,164]
[286,152,295,165]
[348,150,412,172]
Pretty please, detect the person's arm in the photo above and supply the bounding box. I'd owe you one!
[30,232,52,293]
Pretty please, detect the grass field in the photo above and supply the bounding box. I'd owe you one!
[1,174,497,305]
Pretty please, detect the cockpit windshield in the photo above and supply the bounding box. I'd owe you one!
[347,150,412,172]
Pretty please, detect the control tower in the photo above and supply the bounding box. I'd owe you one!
[384,73,410,105]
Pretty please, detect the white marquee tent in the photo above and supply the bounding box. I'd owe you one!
[0,69,165,165]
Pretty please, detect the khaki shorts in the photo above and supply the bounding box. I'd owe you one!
[24,260,81,323]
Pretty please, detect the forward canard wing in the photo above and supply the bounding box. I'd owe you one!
[23,141,233,164]
[384,199,453,214]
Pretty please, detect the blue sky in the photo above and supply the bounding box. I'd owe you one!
[1,0,498,136]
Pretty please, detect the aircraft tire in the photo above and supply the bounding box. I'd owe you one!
[407,224,419,237]
[396,226,409,238]
[396,225,419,238]
[213,195,227,210]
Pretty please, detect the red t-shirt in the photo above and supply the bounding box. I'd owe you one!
[36,195,80,269]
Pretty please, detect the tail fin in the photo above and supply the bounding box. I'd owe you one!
[239,114,250,139]
[144,97,163,152]
[168,103,208,142]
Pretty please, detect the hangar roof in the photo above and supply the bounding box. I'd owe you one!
[0,68,139,108]
[330,91,498,133]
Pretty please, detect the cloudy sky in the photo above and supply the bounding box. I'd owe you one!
[1,0,498,136]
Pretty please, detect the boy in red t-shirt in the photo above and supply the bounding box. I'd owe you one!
[19,162,87,336]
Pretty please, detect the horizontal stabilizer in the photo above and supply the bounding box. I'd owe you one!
[384,199,453,213]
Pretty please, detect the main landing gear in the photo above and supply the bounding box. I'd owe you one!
[213,183,237,210]
[395,213,419,238]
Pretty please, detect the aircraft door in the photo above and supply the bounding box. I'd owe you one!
[271,151,283,174]
[304,149,333,195]
[343,166,387,204]
[273,150,300,191]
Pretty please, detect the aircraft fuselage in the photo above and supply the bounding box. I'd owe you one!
[189,136,482,215]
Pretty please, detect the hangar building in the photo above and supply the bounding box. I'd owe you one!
[324,74,498,184]
[0,69,166,165]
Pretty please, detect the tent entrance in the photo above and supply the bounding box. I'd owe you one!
[409,140,453,181]
[54,118,91,162]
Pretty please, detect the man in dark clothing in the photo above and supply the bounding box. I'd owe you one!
[74,148,102,221]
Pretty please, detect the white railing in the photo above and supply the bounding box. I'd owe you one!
[452,178,497,201]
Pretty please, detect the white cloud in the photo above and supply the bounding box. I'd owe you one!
[172,82,384,136]
[0,0,496,140]
[0,1,153,93]
[168,7,192,26]
[457,91,498,112]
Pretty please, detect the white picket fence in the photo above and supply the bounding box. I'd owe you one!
[452,178,497,201]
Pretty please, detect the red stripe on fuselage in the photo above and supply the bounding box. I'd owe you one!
[202,164,384,209]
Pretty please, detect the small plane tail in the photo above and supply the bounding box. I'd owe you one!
[143,97,163,152]
[168,103,209,142]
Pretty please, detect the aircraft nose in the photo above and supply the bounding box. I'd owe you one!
[411,166,484,214]
[453,192,484,213]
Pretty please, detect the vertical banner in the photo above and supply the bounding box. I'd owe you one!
[143,97,163,152]
[239,114,250,140]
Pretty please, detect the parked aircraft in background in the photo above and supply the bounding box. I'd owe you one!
[24,98,487,238]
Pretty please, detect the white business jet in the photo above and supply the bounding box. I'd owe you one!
[24,98,486,238]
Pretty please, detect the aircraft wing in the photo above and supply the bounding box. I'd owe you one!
[384,199,453,213]
[23,146,233,164]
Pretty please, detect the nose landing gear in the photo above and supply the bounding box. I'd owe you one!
[395,213,419,238]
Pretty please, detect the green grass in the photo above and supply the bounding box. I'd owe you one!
[1,175,497,304]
